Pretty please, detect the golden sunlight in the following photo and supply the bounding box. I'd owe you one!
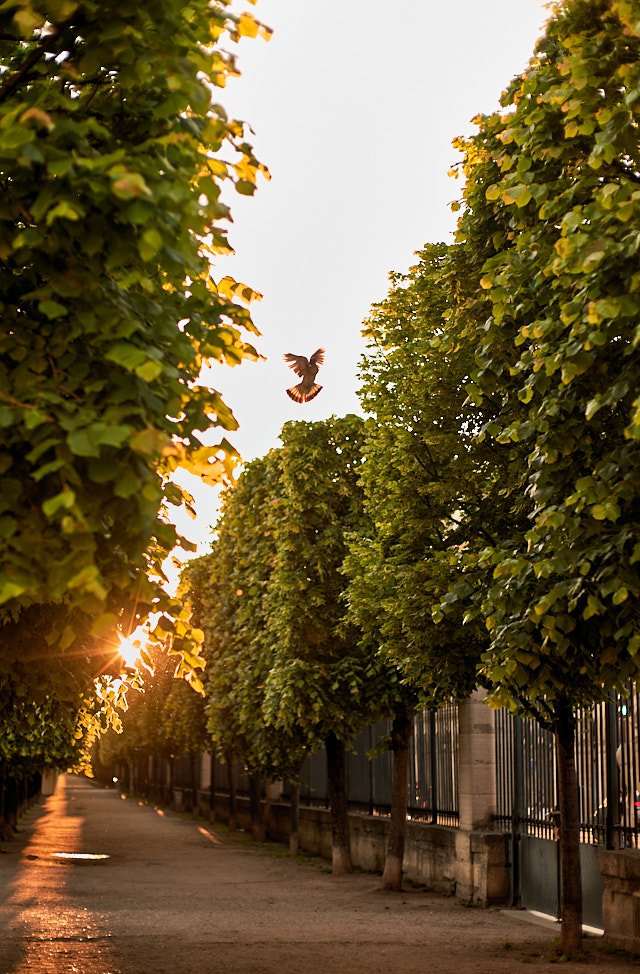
[118,629,146,668]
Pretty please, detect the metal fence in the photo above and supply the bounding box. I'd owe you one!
[495,683,640,850]
[276,705,460,826]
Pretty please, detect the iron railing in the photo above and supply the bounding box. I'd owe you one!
[494,683,640,849]
[279,705,459,826]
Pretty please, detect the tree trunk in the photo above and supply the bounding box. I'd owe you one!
[289,781,300,856]
[325,732,353,875]
[209,753,216,823]
[0,761,6,848]
[225,750,237,832]
[554,704,582,956]
[189,751,199,818]
[249,774,265,841]
[382,703,413,891]
[5,775,18,836]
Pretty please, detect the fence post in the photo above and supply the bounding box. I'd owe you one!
[458,689,497,831]
[511,715,524,908]
[368,724,374,817]
[604,692,620,850]
[429,710,438,824]
[454,690,508,904]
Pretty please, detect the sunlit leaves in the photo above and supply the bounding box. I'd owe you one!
[0,0,269,769]
[346,243,503,706]
[453,0,640,714]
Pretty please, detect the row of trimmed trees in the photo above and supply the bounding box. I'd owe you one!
[179,1,640,956]
[0,0,268,815]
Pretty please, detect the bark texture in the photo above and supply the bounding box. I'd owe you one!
[382,704,413,891]
[325,732,353,875]
[249,775,265,841]
[554,704,582,956]
[225,750,237,833]
[289,781,300,856]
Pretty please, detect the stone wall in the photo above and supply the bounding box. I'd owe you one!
[599,848,640,953]
[206,792,508,905]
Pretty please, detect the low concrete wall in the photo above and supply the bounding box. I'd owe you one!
[600,848,640,953]
[205,791,508,905]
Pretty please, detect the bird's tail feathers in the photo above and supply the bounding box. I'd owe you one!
[286,383,322,404]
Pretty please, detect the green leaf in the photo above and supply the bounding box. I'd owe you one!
[67,429,101,458]
[135,360,164,382]
[0,581,26,604]
[42,490,76,518]
[38,299,67,319]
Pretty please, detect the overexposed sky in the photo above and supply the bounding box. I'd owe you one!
[172,0,553,562]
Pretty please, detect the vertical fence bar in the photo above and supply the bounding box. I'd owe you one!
[429,709,438,825]
[511,715,524,907]
[604,693,619,850]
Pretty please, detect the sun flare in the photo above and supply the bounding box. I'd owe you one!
[118,631,145,668]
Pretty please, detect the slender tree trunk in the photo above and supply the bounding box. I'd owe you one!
[249,774,265,841]
[554,704,582,956]
[225,750,237,832]
[6,776,18,835]
[263,778,271,839]
[0,761,5,848]
[209,753,216,823]
[289,781,300,856]
[382,703,413,891]
[325,732,353,875]
[189,752,199,818]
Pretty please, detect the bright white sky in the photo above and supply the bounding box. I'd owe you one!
[170,0,553,571]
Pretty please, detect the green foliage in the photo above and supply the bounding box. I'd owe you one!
[452,0,640,716]
[98,641,207,769]
[0,0,268,771]
[184,452,307,780]
[347,242,518,706]
[262,415,381,744]
[182,416,380,780]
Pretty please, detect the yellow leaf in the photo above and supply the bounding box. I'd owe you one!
[237,12,259,37]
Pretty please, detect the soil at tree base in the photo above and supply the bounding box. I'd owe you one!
[0,776,636,974]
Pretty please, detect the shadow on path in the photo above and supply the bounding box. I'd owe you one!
[0,775,635,974]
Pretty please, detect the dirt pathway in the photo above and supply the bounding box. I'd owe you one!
[0,775,636,974]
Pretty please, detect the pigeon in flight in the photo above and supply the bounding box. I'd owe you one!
[283,348,325,403]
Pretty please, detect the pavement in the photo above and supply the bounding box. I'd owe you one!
[0,774,636,974]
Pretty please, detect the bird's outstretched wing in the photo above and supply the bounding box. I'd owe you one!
[310,348,325,367]
[283,353,309,378]
[284,348,325,403]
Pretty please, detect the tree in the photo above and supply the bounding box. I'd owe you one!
[346,242,519,888]
[98,639,207,802]
[450,0,640,953]
[263,415,379,874]
[183,453,309,842]
[0,0,269,774]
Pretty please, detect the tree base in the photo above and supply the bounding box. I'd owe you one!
[332,846,353,875]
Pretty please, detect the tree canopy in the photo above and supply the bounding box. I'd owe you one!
[453,0,640,719]
[0,0,269,770]
[440,0,640,951]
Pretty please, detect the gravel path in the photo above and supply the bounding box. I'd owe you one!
[0,775,636,974]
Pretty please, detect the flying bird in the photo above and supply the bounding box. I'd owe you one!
[283,348,325,403]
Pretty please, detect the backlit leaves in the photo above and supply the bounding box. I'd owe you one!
[0,0,269,766]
